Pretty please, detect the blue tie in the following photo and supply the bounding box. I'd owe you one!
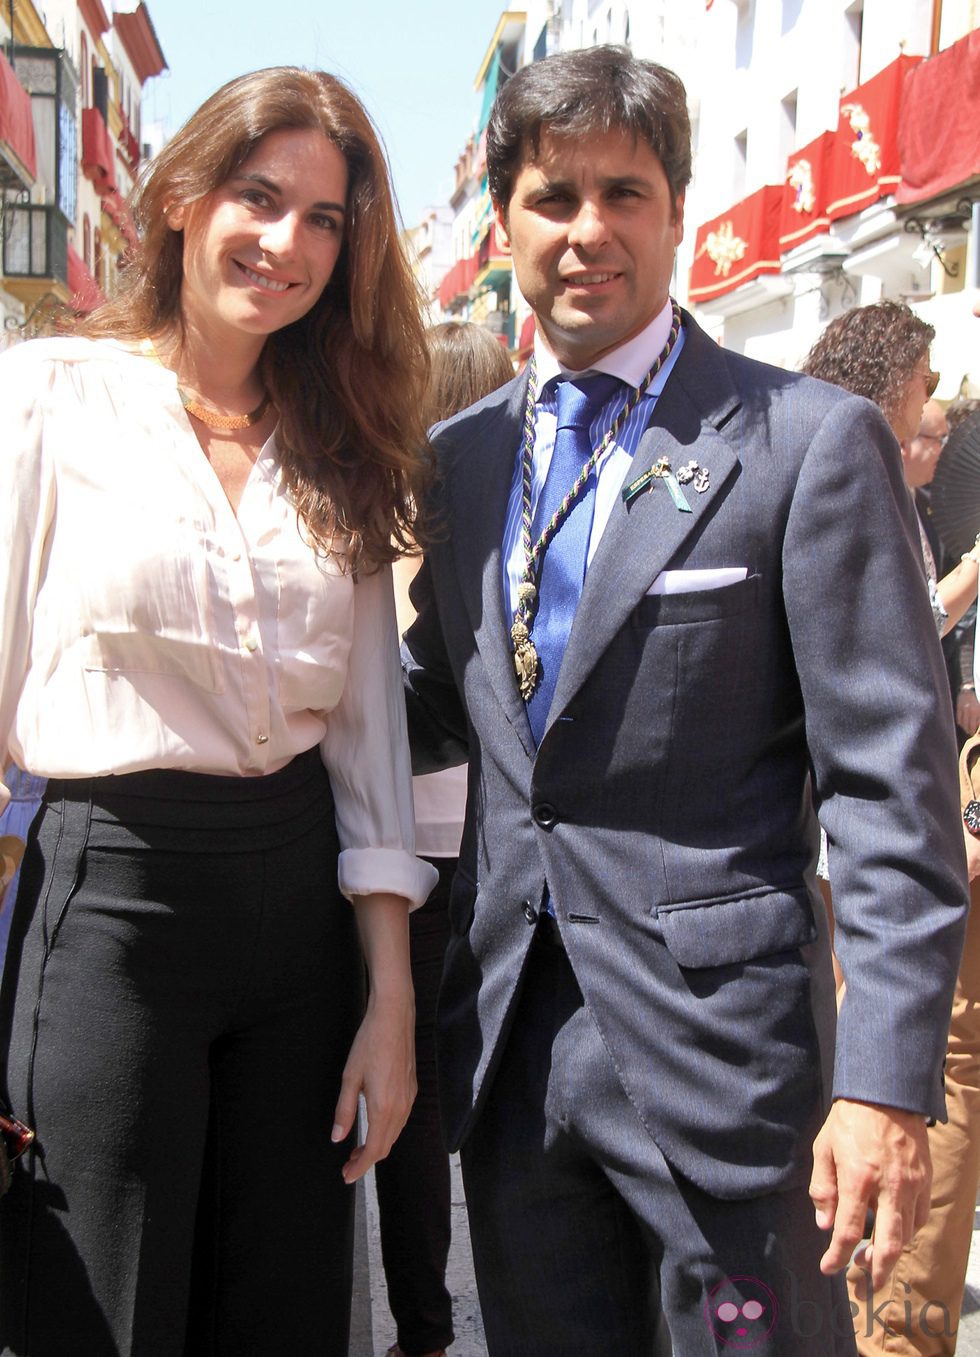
[526,372,623,745]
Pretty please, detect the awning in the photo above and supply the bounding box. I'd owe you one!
[780,131,835,254]
[897,30,980,205]
[689,185,783,302]
[67,245,105,313]
[826,54,921,221]
[81,107,117,195]
[436,253,479,310]
[0,48,37,186]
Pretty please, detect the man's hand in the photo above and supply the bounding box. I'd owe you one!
[809,1098,930,1291]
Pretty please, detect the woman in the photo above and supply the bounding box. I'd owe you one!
[803,302,980,1354]
[382,322,513,1357]
[0,68,436,1356]
[802,300,979,636]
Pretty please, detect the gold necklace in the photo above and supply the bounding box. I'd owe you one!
[178,388,272,431]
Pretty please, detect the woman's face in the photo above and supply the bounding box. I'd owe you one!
[171,127,348,346]
[891,351,935,444]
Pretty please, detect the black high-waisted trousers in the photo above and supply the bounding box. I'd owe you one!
[0,748,363,1357]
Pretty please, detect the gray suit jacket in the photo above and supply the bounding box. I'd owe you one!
[403,311,968,1199]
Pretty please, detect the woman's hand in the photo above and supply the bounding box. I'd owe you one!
[956,687,980,736]
[0,836,25,913]
[331,892,416,1183]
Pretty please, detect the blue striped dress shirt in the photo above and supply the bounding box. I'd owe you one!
[502,303,686,618]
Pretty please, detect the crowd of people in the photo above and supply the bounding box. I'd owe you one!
[0,40,977,1357]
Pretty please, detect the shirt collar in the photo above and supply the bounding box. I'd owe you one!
[531,297,679,400]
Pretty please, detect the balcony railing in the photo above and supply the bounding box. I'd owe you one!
[3,203,69,285]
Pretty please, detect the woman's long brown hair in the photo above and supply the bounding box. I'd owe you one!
[81,67,430,571]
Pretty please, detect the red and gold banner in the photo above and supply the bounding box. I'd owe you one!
[897,29,980,205]
[689,185,783,302]
[826,53,922,221]
[779,130,835,254]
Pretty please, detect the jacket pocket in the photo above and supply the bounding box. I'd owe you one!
[656,888,816,968]
[635,572,760,627]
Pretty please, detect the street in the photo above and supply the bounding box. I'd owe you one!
[351,1163,980,1356]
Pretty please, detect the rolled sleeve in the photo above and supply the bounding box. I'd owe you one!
[320,561,438,909]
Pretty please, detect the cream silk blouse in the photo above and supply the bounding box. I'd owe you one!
[0,337,436,907]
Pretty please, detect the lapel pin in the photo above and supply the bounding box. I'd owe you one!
[675,460,700,485]
[693,467,710,493]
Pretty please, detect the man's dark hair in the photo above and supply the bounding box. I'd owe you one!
[486,45,692,213]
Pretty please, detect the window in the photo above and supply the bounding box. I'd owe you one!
[781,0,804,35]
[779,89,798,167]
[735,0,756,70]
[843,0,864,90]
[733,129,748,202]
[80,33,89,107]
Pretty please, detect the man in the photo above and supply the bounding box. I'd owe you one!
[403,47,968,1355]
[903,397,949,492]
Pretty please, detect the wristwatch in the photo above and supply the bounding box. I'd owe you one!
[964,800,980,835]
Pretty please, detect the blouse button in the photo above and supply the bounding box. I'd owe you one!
[256,734,269,745]
[244,637,258,653]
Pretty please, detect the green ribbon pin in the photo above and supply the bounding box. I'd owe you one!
[621,458,692,512]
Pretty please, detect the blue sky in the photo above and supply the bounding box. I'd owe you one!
[139,1,509,229]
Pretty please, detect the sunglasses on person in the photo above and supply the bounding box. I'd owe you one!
[926,370,940,397]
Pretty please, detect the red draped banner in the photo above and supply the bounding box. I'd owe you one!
[826,54,922,221]
[897,30,980,204]
[690,185,783,302]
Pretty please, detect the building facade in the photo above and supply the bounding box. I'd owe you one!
[416,0,978,394]
[0,0,165,339]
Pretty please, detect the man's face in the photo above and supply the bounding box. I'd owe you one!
[495,126,685,370]
[902,398,949,488]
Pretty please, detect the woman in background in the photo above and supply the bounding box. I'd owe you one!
[0,67,435,1356]
[804,300,980,1354]
[382,322,514,1357]
[802,301,979,636]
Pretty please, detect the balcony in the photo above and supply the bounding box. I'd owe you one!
[81,107,116,194]
[0,49,36,190]
[473,222,511,293]
[2,203,70,308]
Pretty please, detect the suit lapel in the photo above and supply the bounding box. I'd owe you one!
[449,373,537,756]
[547,319,743,733]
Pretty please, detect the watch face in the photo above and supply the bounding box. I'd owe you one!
[965,800,980,834]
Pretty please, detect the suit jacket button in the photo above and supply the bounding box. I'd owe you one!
[521,901,536,925]
[532,802,558,829]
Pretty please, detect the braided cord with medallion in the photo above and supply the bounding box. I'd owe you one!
[511,300,682,700]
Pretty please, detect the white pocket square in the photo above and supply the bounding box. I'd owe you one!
[646,567,748,595]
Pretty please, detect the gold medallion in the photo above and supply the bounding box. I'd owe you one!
[511,616,540,700]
